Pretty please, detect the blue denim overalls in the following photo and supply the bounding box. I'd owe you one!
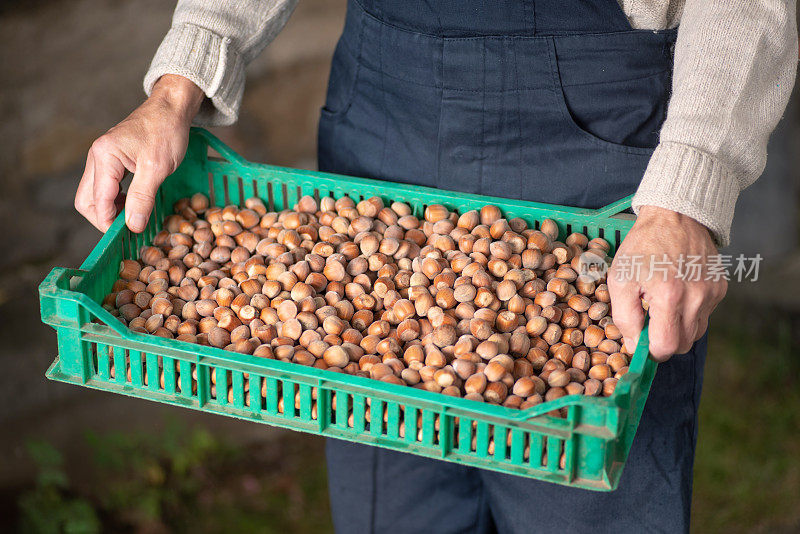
[318,1,706,532]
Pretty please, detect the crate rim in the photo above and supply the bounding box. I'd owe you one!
[40,265,651,425]
[194,127,637,222]
[40,128,652,427]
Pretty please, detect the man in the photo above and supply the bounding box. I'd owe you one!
[74,1,797,531]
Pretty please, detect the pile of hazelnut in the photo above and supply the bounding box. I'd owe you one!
[103,192,629,410]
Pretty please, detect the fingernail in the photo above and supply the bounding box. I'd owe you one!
[624,337,636,352]
[127,213,147,232]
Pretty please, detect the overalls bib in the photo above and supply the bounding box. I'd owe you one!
[318,1,705,532]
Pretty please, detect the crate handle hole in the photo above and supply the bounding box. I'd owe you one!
[207,146,229,163]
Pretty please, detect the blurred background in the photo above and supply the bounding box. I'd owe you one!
[1,1,798,532]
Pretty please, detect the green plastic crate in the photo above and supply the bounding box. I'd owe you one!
[40,127,654,491]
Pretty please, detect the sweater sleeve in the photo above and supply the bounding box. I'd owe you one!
[631,0,798,247]
[144,0,299,127]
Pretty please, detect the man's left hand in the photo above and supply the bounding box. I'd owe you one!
[607,206,727,361]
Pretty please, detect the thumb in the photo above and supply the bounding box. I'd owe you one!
[125,157,168,233]
[609,280,645,353]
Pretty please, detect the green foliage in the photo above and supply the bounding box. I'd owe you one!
[18,441,100,534]
[692,310,800,533]
[17,304,798,533]
[17,422,332,533]
[83,420,227,524]
[26,441,67,490]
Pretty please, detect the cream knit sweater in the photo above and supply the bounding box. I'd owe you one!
[144,0,798,246]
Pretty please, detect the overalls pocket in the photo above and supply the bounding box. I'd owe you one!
[320,8,364,120]
[547,30,676,155]
[509,30,677,208]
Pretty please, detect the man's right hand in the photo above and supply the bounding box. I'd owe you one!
[75,74,204,233]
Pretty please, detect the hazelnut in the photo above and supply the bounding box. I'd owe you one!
[119,260,142,281]
[323,346,349,368]
[587,301,609,321]
[480,205,502,225]
[602,377,618,397]
[588,364,612,381]
[432,324,457,348]
[424,204,449,223]
[540,219,559,241]
[105,194,626,411]
[583,325,605,348]
[583,378,602,396]
[484,382,507,404]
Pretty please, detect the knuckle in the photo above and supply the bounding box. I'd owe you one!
[90,135,113,155]
[650,333,680,359]
[611,306,633,327]
[138,154,170,175]
[606,271,628,292]
[695,319,709,340]
[691,330,704,345]
[658,284,683,308]
[659,342,679,357]
[610,314,628,332]
[686,291,706,314]
[126,188,155,205]
[716,279,729,300]
[137,157,156,170]
[74,196,87,214]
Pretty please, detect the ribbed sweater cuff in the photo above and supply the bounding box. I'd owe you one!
[632,142,739,247]
[143,24,245,127]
